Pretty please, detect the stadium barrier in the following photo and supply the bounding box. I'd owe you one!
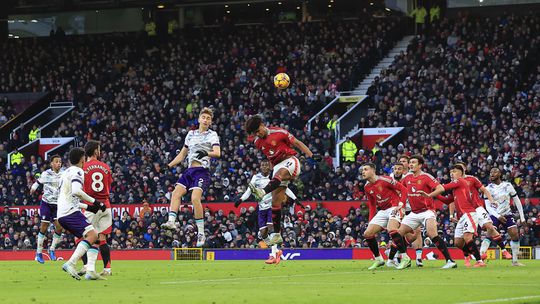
[1,247,536,261]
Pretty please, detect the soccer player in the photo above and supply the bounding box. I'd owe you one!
[77,140,113,276]
[235,159,298,264]
[454,162,511,266]
[389,156,425,267]
[361,163,408,270]
[420,165,486,267]
[161,107,220,247]
[484,168,526,266]
[396,155,456,269]
[57,147,106,280]
[244,115,316,245]
[30,155,64,263]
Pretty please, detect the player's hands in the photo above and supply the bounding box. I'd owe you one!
[450,215,458,223]
[30,188,35,195]
[417,190,429,197]
[234,200,243,208]
[396,202,404,209]
[498,216,507,224]
[194,150,208,159]
[86,202,101,214]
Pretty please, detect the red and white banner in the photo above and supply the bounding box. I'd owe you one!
[361,127,403,149]
[39,137,73,159]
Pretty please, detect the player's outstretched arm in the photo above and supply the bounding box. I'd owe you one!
[292,138,313,158]
[208,145,221,158]
[425,184,446,198]
[29,181,40,194]
[168,147,188,168]
[512,195,526,222]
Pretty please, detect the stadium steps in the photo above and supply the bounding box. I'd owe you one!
[351,35,415,96]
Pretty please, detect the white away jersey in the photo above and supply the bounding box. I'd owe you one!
[485,182,517,216]
[57,166,85,218]
[243,173,273,210]
[184,129,220,169]
[37,169,63,204]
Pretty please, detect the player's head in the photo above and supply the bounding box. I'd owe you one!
[399,155,410,168]
[455,161,467,173]
[409,155,424,172]
[450,164,464,180]
[361,162,376,180]
[199,107,213,130]
[245,115,267,138]
[69,147,86,167]
[260,159,271,176]
[49,155,62,172]
[84,140,101,159]
[393,163,405,177]
[489,167,502,182]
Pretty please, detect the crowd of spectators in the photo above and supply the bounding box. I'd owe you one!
[0,18,404,207]
[2,199,539,250]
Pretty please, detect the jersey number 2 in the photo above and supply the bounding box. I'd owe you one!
[91,172,104,192]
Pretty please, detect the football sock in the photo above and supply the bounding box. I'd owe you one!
[390,230,407,257]
[365,236,380,258]
[272,208,281,233]
[416,249,422,261]
[69,240,90,265]
[50,232,62,250]
[100,242,111,269]
[388,244,398,260]
[510,240,520,263]
[86,246,99,272]
[271,244,278,258]
[37,232,45,253]
[167,211,177,223]
[493,235,507,251]
[81,253,88,265]
[432,236,453,262]
[263,177,282,194]
[466,240,481,262]
[195,218,204,235]
[480,238,491,255]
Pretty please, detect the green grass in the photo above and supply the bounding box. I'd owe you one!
[1,260,540,304]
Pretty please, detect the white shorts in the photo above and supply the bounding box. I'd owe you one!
[455,212,478,238]
[369,207,403,228]
[84,208,112,234]
[475,206,492,228]
[273,156,301,186]
[401,210,436,230]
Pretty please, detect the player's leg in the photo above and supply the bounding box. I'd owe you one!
[191,188,206,247]
[412,227,424,267]
[97,208,113,275]
[425,216,456,268]
[162,184,188,229]
[36,201,52,263]
[48,219,63,261]
[483,222,510,259]
[364,221,384,269]
[463,232,485,268]
[507,224,524,266]
[251,164,294,200]
[395,217,415,269]
[269,187,287,245]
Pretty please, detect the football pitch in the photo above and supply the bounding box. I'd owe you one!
[2,260,540,304]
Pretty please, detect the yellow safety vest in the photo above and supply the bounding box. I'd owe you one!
[145,22,156,36]
[327,120,337,130]
[11,152,23,165]
[410,7,427,24]
[29,129,39,141]
[430,6,440,22]
[342,141,357,162]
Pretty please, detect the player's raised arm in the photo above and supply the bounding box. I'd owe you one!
[509,186,525,222]
[292,138,314,158]
[168,146,189,168]
[207,144,221,158]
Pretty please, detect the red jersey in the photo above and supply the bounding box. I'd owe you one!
[442,178,476,217]
[402,172,440,213]
[462,175,484,208]
[83,159,113,207]
[365,176,408,220]
[254,127,297,165]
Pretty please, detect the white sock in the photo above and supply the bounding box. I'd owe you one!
[68,240,91,265]
[86,246,99,272]
[480,239,491,255]
[271,244,278,258]
[375,255,384,262]
[195,219,204,235]
[50,232,62,250]
[416,249,422,260]
[167,211,177,223]
[510,240,520,262]
[36,232,45,253]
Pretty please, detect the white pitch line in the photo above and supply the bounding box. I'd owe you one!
[456,295,540,304]
[160,271,540,287]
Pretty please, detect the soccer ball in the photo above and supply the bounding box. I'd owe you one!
[274,73,290,89]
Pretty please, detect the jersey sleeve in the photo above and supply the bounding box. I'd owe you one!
[472,177,483,190]
[382,177,407,201]
[72,168,84,185]
[442,181,459,191]
[425,174,441,190]
[183,131,192,149]
[285,130,296,145]
[210,131,220,147]
[507,183,518,197]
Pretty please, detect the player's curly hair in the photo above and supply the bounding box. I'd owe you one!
[85,140,101,157]
[199,107,214,118]
[245,115,263,134]
[69,147,85,165]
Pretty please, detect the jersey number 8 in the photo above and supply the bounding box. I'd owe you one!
[91,172,104,192]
